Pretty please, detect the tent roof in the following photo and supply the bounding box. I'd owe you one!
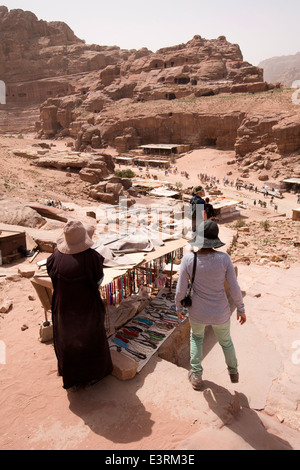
[114,156,134,160]
[103,237,187,283]
[283,178,300,184]
[212,198,241,209]
[139,144,180,150]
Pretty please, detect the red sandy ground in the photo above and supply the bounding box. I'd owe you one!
[0,135,299,450]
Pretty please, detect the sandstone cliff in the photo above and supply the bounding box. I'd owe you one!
[0,6,299,179]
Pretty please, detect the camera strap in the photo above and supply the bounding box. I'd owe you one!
[188,252,197,294]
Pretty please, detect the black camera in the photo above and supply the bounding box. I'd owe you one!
[180,252,197,309]
[180,295,192,308]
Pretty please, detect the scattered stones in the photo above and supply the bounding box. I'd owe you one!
[276,413,285,424]
[0,298,13,313]
[229,219,300,267]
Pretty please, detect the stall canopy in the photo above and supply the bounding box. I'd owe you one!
[139,144,190,155]
[140,144,179,152]
[114,156,134,162]
[31,230,187,319]
[149,187,179,198]
[283,178,300,184]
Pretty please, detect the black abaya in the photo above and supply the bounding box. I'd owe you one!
[47,248,113,389]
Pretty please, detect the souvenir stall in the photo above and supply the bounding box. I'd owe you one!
[97,237,186,340]
[100,239,187,372]
[30,226,236,376]
[31,237,188,366]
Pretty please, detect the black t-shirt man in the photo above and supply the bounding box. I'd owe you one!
[190,186,207,232]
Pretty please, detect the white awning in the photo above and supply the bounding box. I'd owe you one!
[149,188,179,198]
[283,178,300,184]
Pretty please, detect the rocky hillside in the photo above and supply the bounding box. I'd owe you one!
[259,52,300,87]
[0,6,300,182]
[0,6,268,108]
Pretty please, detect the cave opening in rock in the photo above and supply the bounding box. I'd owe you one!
[166,93,176,100]
[203,138,217,147]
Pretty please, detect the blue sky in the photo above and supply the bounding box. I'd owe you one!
[1,0,299,65]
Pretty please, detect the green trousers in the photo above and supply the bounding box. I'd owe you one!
[189,319,238,378]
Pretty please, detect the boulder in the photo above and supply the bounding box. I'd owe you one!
[89,191,118,204]
[106,182,124,196]
[91,181,107,192]
[110,349,138,381]
[13,149,39,159]
[120,178,133,190]
[18,265,36,278]
[88,155,115,173]
[79,167,109,184]
[99,65,121,86]
[34,154,90,170]
[258,174,269,181]
[0,201,46,228]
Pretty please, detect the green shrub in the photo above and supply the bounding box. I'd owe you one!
[234,219,247,228]
[260,220,270,231]
[115,169,136,178]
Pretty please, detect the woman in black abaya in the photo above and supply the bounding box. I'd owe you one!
[47,220,113,390]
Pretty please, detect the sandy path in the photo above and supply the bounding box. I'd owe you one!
[120,147,299,219]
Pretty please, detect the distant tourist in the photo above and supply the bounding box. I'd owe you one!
[189,186,207,232]
[205,197,215,220]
